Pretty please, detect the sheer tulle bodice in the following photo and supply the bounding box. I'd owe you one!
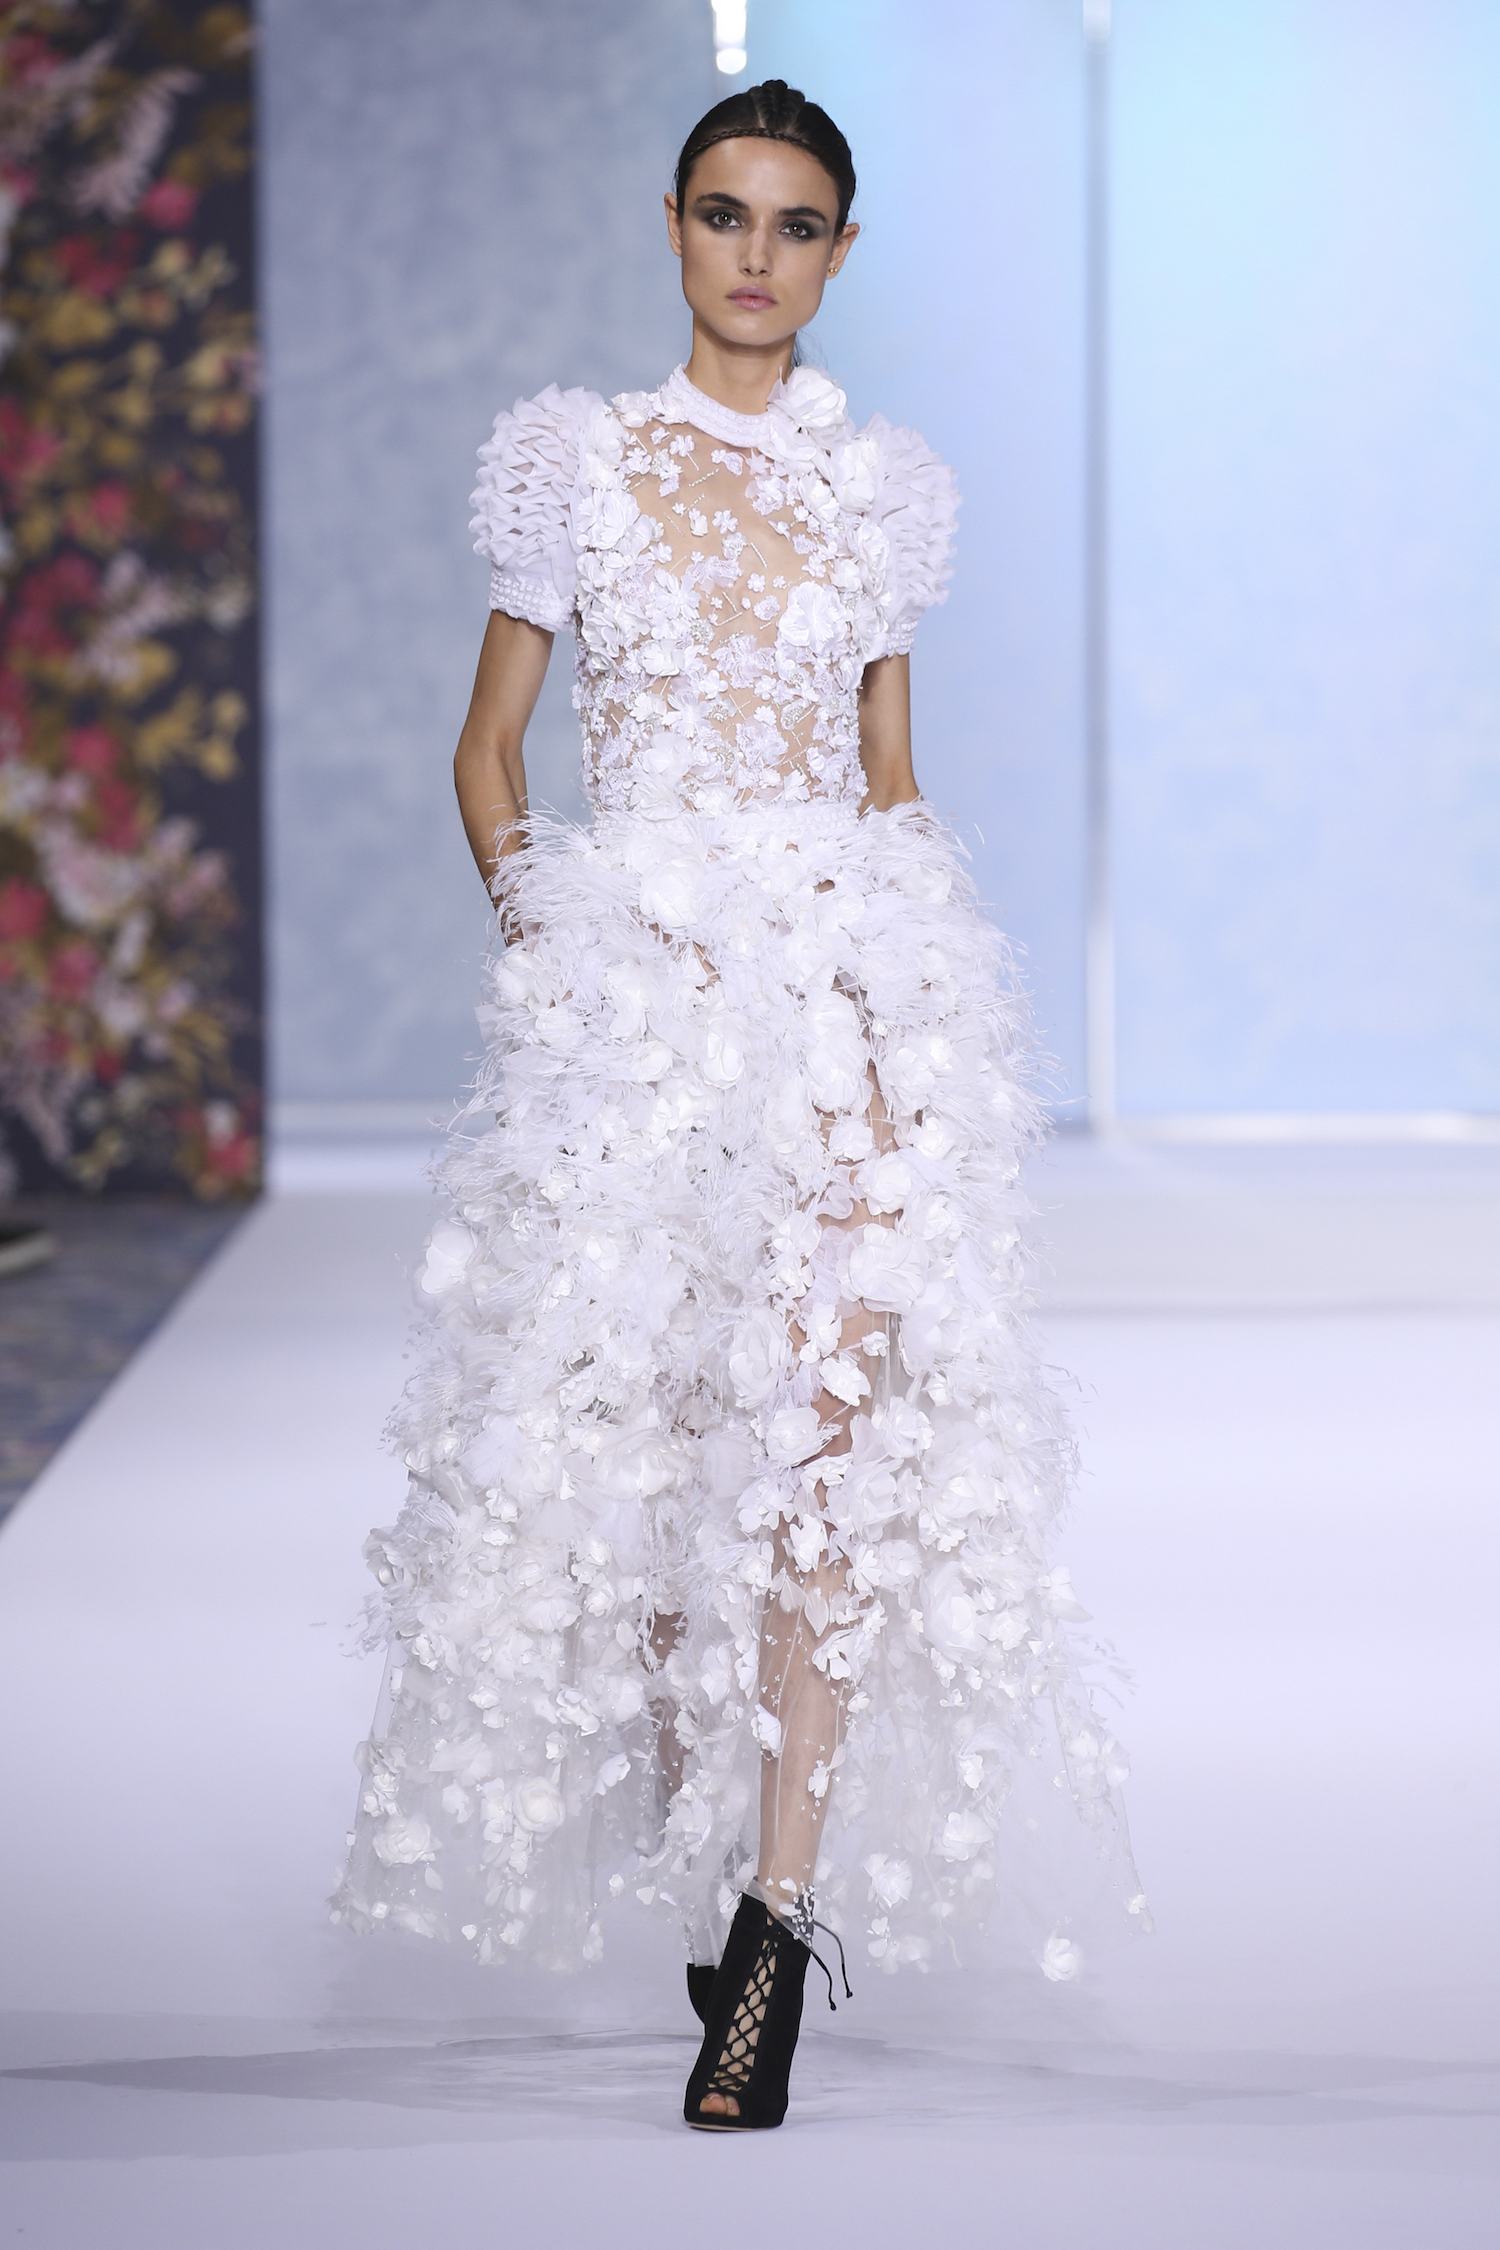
[576,369,874,813]
[475,364,956,819]
[333,366,1146,1983]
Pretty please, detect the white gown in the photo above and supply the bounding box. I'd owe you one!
[334,364,1147,1979]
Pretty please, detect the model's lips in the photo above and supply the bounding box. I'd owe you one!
[728,289,775,309]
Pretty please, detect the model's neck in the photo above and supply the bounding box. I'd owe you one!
[681,328,794,417]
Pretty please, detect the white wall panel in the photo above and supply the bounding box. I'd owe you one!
[1111,0,1500,1115]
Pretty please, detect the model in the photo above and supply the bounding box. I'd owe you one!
[335,78,1145,2132]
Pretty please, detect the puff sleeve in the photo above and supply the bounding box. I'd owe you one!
[469,384,603,631]
[861,415,960,660]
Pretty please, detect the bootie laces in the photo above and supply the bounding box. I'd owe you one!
[753,1882,854,2011]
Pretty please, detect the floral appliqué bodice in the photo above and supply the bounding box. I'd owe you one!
[471,366,959,819]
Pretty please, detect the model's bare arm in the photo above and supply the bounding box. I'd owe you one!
[857,652,919,811]
[453,610,555,899]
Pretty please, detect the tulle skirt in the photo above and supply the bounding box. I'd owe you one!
[333,795,1147,1977]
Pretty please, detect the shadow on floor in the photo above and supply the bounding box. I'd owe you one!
[4,2025,1496,2156]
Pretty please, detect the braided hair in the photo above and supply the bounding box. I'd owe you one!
[673,78,857,232]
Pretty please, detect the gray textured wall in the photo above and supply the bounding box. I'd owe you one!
[261,0,719,1108]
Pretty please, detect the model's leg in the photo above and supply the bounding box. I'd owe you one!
[647,1608,685,1808]
[753,1300,885,1913]
[698,1061,899,2120]
[758,1058,898,1910]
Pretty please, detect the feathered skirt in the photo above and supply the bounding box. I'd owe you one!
[334,795,1146,1976]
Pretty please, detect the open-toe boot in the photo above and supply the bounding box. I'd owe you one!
[683,1894,812,2130]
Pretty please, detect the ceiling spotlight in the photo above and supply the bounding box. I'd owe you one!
[712,0,747,75]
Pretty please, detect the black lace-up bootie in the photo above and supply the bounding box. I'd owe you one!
[686,1963,716,2022]
[686,1906,849,2026]
[684,1894,814,2130]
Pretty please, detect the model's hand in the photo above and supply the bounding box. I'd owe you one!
[856,653,919,811]
[454,611,555,907]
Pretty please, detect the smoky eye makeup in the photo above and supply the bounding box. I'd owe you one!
[693,196,833,241]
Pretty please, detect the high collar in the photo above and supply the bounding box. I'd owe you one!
[657,364,853,453]
[657,364,775,448]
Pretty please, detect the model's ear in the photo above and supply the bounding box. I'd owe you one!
[665,192,684,259]
[827,220,860,279]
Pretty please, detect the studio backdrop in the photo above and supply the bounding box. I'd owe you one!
[262,0,1500,1144]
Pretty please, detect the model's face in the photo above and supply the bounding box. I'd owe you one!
[666,137,857,354]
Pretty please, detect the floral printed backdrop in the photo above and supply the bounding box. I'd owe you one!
[0,1,260,1197]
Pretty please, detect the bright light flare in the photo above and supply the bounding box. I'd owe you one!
[712,0,747,75]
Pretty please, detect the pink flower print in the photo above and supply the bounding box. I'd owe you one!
[9,555,102,657]
[48,939,100,1003]
[138,178,198,230]
[207,1130,259,1185]
[0,400,63,497]
[2,35,61,89]
[93,775,143,853]
[179,1102,259,1188]
[54,232,140,300]
[67,482,132,547]
[0,879,49,943]
[65,725,119,776]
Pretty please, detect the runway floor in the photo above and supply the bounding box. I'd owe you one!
[0,1194,243,1523]
[2,1175,1497,2246]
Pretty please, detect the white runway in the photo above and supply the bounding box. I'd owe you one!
[2,1159,1498,2247]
